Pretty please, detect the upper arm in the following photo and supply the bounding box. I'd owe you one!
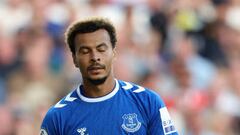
[147,93,178,135]
[40,109,60,135]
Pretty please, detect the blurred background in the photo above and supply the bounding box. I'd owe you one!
[0,0,240,134]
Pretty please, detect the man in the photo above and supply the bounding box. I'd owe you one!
[40,17,178,135]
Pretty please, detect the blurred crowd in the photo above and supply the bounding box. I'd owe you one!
[0,0,240,134]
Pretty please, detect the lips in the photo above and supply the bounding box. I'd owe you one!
[88,66,104,70]
[88,67,104,74]
[87,64,105,74]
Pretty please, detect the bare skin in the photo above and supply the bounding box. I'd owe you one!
[73,29,116,98]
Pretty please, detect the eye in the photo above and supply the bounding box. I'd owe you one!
[79,47,90,54]
[98,47,106,52]
[97,44,108,52]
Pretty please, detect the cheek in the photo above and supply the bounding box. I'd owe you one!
[77,57,89,70]
[105,54,114,68]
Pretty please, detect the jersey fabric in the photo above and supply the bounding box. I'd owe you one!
[40,79,178,135]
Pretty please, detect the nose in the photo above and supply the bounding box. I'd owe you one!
[90,58,100,62]
[90,51,100,62]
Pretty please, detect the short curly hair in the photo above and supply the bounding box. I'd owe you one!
[65,17,117,55]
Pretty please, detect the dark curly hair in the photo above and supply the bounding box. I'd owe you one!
[65,17,117,55]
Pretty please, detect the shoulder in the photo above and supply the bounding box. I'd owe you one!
[118,80,165,107]
[45,89,79,117]
[41,89,79,128]
[41,89,79,134]
[54,90,78,108]
[118,80,161,97]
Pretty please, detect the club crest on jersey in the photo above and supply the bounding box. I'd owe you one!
[121,113,141,133]
[40,129,48,135]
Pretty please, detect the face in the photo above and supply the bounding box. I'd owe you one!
[73,29,116,85]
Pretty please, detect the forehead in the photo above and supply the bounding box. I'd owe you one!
[74,29,111,47]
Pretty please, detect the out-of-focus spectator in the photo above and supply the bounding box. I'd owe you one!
[0,35,19,79]
[0,0,32,36]
[170,33,216,90]
[0,106,14,135]
[0,0,240,134]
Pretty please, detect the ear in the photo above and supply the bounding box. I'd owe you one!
[113,48,117,60]
[72,54,79,67]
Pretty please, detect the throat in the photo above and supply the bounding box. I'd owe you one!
[82,78,116,98]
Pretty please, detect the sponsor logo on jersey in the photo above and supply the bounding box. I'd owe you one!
[40,129,48,135]
[121,113,141,133]
[159,107,177,135]
[77,127,89,135]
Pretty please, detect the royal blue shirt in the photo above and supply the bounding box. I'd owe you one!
[40,79,178,135]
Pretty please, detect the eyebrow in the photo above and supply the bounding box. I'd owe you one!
[96,43,108,48]
[78,45,89,50]
[78,42,107,47]
[77,42,109,50]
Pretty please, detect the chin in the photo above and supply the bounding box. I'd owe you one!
[87,76,108,85]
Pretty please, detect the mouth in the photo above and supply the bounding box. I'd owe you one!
[87,64,105,75]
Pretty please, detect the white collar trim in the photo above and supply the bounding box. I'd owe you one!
[77,79,119,103]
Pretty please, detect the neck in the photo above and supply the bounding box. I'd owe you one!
[82,75,116,98]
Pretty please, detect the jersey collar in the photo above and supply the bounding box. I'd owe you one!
[77,79,119,103]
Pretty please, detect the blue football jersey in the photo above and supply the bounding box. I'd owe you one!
[40,79,178,135]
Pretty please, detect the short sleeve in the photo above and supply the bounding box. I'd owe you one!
[148,93,178,135]
[40,108,59,135]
